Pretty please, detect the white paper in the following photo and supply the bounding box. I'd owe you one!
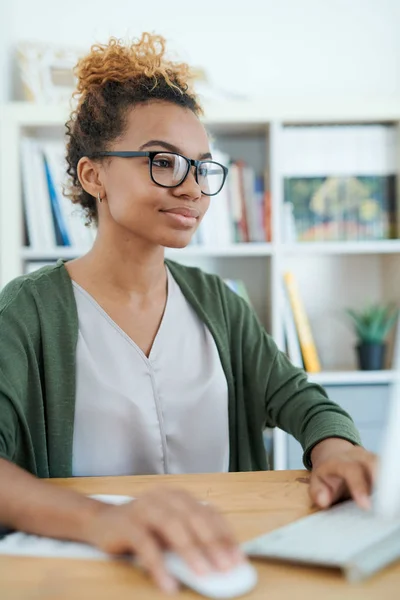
[0,494,134,560]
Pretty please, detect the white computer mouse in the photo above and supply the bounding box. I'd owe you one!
[163,552,258,599]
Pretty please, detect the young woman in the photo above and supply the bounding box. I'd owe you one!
[0,33,376,592]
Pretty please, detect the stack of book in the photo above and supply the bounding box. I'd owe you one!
[21,138,96,251]
[193,148,272,246]
[281,125,398,243]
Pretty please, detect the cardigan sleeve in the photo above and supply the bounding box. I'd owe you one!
[0,387,19,462]
[0,263,79,478]
[264,350,362,468]
[0,278,41,474]
[0,326,23,461]
[0,282,25,462]
[221,283,362,469]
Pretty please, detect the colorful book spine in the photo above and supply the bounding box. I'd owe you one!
[282,286,304,368]
[43,153,70,246]
[264,190,272,242]
[283,271,321,373]
[236,161,250,242]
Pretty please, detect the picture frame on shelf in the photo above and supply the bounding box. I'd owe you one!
[16,42,82,104]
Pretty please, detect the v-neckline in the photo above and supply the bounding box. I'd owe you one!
[71,267,172,362]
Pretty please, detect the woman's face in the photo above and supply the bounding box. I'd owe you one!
[81,101,213,249]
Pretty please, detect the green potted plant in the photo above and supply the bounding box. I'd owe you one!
[345,303,399,370]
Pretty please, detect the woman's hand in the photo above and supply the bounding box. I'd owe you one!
[83,486,243,594]
[309,438,378,510]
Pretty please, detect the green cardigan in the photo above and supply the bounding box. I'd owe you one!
[0,259,361,478]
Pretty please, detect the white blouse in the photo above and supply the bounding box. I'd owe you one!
[71,267,230,477]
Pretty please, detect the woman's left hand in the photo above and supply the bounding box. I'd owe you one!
[309,438,378,510]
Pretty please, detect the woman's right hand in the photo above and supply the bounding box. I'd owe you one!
[83,486,244,593]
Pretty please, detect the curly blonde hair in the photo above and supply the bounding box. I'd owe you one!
[65,33,202,225]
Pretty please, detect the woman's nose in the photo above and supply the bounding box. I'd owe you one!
[173,167,202,200]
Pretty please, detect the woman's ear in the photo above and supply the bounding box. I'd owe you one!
[77,156,105,200]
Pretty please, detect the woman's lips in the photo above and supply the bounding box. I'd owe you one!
[162,207,200,218]
[161,207,199,228]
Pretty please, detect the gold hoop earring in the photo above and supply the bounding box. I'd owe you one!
[97,192,103,203]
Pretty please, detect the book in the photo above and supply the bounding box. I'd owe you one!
[21,137,57,249]
[254,175,267,243]
[43,153,70,246]
[282,288,304,368]
[283,271,321,373]
[264,190,272,243]
[226,162,243,243]
[236,161,250,242]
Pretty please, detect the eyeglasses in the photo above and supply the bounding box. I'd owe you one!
[88,151,229,197]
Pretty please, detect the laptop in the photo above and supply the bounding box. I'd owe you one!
[242,375,400,583]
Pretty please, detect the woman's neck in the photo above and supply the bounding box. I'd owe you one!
[68,227,167,300]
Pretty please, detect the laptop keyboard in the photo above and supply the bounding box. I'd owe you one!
[242,499,400,566]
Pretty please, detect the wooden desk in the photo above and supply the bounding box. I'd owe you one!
[0,470,398,599]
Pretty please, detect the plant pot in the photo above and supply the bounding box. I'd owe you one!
[356,342,386,371]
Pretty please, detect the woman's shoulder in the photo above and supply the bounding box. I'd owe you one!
[0,260,71,315]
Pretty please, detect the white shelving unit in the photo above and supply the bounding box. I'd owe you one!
[283,240,400,255]
[1,100,399,470]
[309,370,398,386]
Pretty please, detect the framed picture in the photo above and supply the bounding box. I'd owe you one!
[17,42,82,104]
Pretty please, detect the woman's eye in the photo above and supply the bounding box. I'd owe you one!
[153,159,172,168]
[198,166,209,177]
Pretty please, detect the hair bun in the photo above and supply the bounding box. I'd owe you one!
[74,33,193,103]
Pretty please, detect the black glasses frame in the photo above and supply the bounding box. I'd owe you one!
[88,151,229,197]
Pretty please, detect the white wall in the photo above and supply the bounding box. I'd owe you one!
[0,3,12,102]
[1,0,400,103]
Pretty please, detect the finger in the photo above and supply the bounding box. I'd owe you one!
[134,498,212,575]
[142,491,240,573]
[165,491,238,548]
[190,506,243,567]
[128,525,178,594]
[360,451,378,487]
[309,472,345,508]
[343,462,373,509]
[344,447,378,487]
[152,512,213,575]
[316,461,371,509]
[161,491,242,569]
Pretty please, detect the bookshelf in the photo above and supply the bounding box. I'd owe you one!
[1,100,399,470]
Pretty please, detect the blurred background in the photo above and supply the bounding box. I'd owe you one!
[1,0,400,102]
[0,0,399,470]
